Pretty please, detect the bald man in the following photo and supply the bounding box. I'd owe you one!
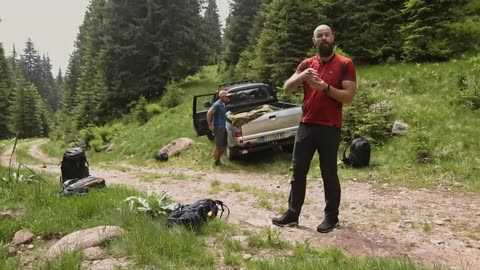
[207,90,231,166]
[272,24,357,233]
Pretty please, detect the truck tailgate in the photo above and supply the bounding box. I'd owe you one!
[240,106,302,139]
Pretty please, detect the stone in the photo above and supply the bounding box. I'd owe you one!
[11,230,34,245]
[46,226,124,259]
[369,100,393,113]
[243,254,253,261]
[105,144,115,152]
[430,239,446,245]
[83,247,106,260]
[155,138,195,161]
[7,247,17,257]
[391,120,409,136]
[82,258,129,270]
[386,89,399,95]
[433,219,447,226]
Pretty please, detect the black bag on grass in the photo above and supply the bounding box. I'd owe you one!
[342,137,371,168]
[60,147,90,184]
[167,199,229,230]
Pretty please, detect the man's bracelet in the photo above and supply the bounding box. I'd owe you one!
[324,84,331,94]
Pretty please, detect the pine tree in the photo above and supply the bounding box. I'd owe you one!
[252,0,326,86]
[37,98,52,137]
[40,55,58,111]
[75,55,105,127]
[19,39,39,82]
[12,78,42,138]
[400,0,464,62]
[61,49,82,114]
[9,45,18,72]
[325,0,405,64]
[0,43,15,138]
[203,0,223,63]
[55,69,64,107]
[234,0,273,80]
[18,39,56,112]
[223,0,262,66]
[99,0,209,116]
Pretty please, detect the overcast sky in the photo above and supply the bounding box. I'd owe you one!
[0,0,230,73]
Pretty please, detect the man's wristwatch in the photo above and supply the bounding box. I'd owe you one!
[324,84,331,94]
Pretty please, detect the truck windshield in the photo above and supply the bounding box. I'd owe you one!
[228,86,273,107]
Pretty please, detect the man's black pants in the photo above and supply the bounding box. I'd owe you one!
[288,123,341,220]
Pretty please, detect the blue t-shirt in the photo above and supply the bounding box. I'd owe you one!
[211,100,227,128]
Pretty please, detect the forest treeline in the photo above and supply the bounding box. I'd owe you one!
[1,0,479,141]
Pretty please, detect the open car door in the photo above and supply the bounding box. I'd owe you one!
[193,92,216,137]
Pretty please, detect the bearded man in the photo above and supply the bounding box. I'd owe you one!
[272,24,357,233]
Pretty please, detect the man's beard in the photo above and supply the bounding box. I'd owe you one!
[318,42,334,57]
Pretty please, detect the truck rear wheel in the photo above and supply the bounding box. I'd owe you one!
[226,147,239,160]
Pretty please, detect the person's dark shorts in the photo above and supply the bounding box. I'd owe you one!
[214,127,228,148]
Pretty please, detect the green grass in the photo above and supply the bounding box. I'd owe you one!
[7,59,480,190]
[11,139,43,165]
[247,243,441,270]
[0,165,434,269]
[2,57,478,269]
[0,166,215,269]
[41,140,67,160]
[41,251,83,270]
[337,56,480,191]
[5,58,480,193]
[39,58,477,192]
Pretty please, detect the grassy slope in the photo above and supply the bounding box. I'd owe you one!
[69,57,479,191]
[35,57,480,192]
[352,57,480,190]
[63,67,296,174]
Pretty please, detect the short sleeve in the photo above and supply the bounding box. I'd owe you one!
[343,60,356,82]
[296,60,309,73]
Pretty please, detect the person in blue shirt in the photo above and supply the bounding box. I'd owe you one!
[207,90,231,166]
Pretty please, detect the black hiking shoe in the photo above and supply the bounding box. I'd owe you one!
[214,160,222,166]
[272,211,299,227]
[317,218,339,233]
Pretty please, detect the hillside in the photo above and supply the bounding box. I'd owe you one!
[45,56,480,191]
[1,58,480,269]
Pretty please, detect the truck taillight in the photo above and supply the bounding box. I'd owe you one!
[234,127,242,137]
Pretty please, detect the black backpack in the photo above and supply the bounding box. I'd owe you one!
[342,137,371,168]
[167,199,229,230]
[60,147,90,184]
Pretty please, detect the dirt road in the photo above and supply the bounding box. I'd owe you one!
[2,139,480,269]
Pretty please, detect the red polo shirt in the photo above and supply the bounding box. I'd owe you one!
[296,54,356,128]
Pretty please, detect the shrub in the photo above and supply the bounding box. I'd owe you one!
[453,68,480,111]
[51,111,80,143]
[131,96,149,124]
[79,123,125,152]
[342,86,394,144]
[409,126,433,164]
[161,83,184,108]
[455,85,480,111]
[89,139,104,152]
[146,103,162,116]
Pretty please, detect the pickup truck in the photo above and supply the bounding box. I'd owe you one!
[193,81,302,159]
